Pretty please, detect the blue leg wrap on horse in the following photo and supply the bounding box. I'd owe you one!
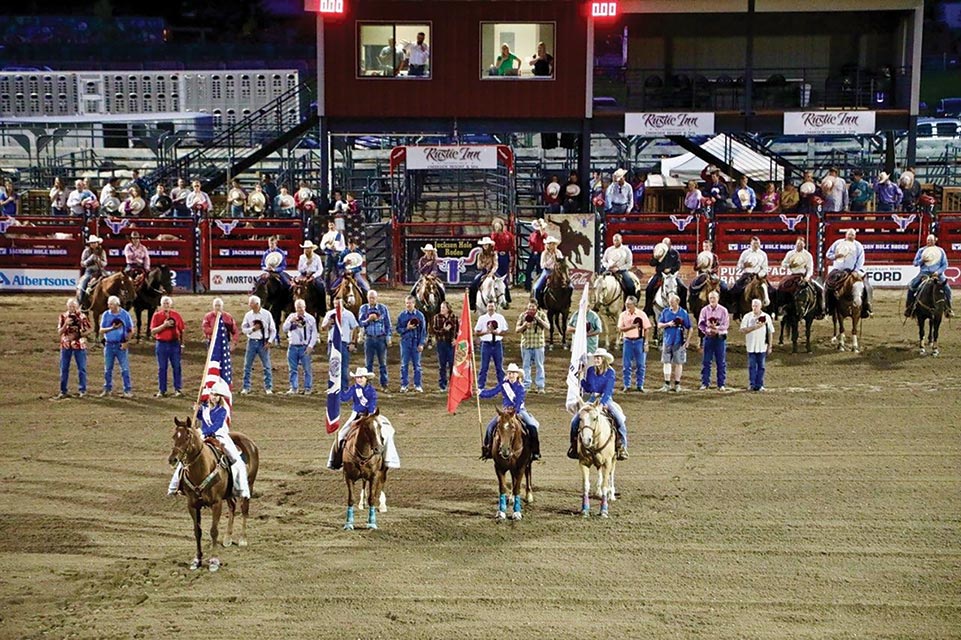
[498,494,507,512]
[346,506,355,523]
[513,495,522,513]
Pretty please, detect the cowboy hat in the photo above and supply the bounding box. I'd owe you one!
[590,348,615,363]
[351,367,374,379]
[278,195,295,209]
[101,196,120,212]
[300,240,317,250]
[695,251,714,270]
[799,181,816,195]
[506,363,525,378]
[126,197,146,214]
[877,171,889,184]
[613,168,627,180]
[343,253,364,269]
[228,187,245,204]
[898,171,915,188]
[921,245,942,266]
[653,242,668,261]
[264,252,283,269]
[421,244,437,252]
[209,379,231,397]
[531,218,547,230]
[477,237,495,246]
[545,236,560,245]
[834,240,854,259]
[788,253,807,269]
[86,235,102,244]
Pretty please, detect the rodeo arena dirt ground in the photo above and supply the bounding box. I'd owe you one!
[1,288,960,639]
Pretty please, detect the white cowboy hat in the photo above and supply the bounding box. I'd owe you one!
[86,235,102,244]
[477,237,495,246]
[653,242,668,261]
[421,244,437,252]
[834,240,854,259]
[546,183,560,197]
[695,250,714,270]
[248,191,266,210]
[878,172,889,184]
[506,363,525,378]
[531,218,547,230]
[101,196,120,212]
[921,245,942,266]
[228,188,245,204]
[820,176,835,192]
[788,253,808,269]
[264,252,283,269]
[799,181,816,195]
[351,367,373,379]
[613,168,627,180]
[590,348,615,363]
[898,171,915,188]
[126,197,146,214]
[343,253,364,269]
[300,240,317,250]
[545,236,560,245]
[278,194,295,209]
[209,379,231,397]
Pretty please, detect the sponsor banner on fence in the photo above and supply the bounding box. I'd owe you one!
[0,268,78,291]
[405,145,499,170]
[624,112,716,137]
[403,238,486,286]
[783,111,876,136]
[543,213,597,288]
[209,269,297,292]
[862,264,918,288]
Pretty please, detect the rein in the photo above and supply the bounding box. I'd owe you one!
[578,412,614,457]
[175,440,225,497]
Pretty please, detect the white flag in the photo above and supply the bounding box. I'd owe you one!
[566,283,590,414]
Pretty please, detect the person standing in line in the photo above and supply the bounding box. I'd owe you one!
[241,295,276,395]
[150,296,185,398]
[202,298,239,347]
[321,304,360,391]
[618,296,651,393]
[283,299,318,395]
[656,293,691,392]
[566,305,603,353]
[358,290,392,392]
[395,296,426,393]
[697,290,729,391]
[432,301,457,391]
[740,298,774,392]
[98,295,134,398]
[474,300,508,388]
[57,298,92,399]
[516,300,548,393]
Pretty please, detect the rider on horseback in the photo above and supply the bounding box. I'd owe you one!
[77,235,107,311]
[568,349,629,461]
[732,236,771,307]
[906,234,954,318]
[411,244,446,301]
[780,237,824,318]
[123,231,150,284]
[479,363,541,461]
[468,237,497,311]
[532,236,563,308]
[261,236,291,287]
[320,219,346,289]
[644,238,685,316]
[601,233,638,301]
[491,217,515,306]
[327,367,401,471]
[296,240,325,297]
[826,228,872,317]
[333,238,370,300]
[690,239,727,294]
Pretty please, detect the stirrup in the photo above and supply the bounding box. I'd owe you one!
[566,445,578,460]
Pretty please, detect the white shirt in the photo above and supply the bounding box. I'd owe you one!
[741,312,774,353]
[606,181,634,209]
[185,190,212,211]
[99,184,116,203]
[242,308,277,342]
[475,312,507,342]
[602,245,633,271]
[282,312,318,348]
[322,309,359,343]
[540,248,563,270]
[321,230,346,254]
[781,249,814,277]
[298,253,323,276]
[406,41,430,66]
[67,189,87,214]
[50,187,66,209]
[737,248,769,275]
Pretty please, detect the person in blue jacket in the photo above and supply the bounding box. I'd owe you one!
[260,235,291,287]
[395,296,427,392]
[479,363,541,461]
[906,234,954,318]
[568,348,629,461]
[327,367,400,470]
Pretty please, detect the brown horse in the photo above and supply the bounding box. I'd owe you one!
[491,407,533,522]
[827,270,864,353]
[732,274,772,319]
[88,272,137,326]
[132,266,173,342]
[543,261,572,350]
[290,276,327,322]
[333,273,364,321]
[342,410,389,531]
[168,417,259,571]
[415,274,444,348]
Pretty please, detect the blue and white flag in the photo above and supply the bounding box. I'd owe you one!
[566,283,590,414]
[325,300,343,434]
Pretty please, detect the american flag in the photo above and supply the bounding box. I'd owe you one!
[325,300,343,434]
[200,313,233,423]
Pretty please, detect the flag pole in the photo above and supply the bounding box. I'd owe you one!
[468,292,484,445]
[195,311,221,406]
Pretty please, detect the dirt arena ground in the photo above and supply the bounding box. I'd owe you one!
[0,289,959,639]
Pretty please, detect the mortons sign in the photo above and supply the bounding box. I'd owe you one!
[783,111,876,136]
[624,112,716,136]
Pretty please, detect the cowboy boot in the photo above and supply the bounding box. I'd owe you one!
[615,430,629,460]
[528,428,541,461]
[567,432,578,459]
[904,290,916,317]
[480,442,492,460]
[329,441,344,470]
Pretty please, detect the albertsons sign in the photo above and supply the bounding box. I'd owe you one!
[0,269,78,291]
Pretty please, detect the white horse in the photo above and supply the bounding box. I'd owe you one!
[476,273,508,310]
[574,401,617,518]
[650,272,680,343]
[591,273,626,349]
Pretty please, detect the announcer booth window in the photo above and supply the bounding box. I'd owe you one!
[358,23,432,78]
[480,22,555,80]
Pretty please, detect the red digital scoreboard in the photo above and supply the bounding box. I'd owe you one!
[304,0,345,13]
[591,1,618,18]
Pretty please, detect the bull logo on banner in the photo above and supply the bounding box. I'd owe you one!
[670,215,694,232]
[103,217,131,235]
[890,213,916,232]
[779,214,804,231]
[215,219,242,236]
[438,247,482,285]
[0,216,16,234]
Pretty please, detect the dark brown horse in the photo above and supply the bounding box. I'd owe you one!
[342,410,389,531]
[415,274,444,348]
[731,274,772,319]
[132,266,173,342]
[543,261,572,350]
[88,272,137,327]
[491,407,533,522]
[168,417,259,571]
[827,271,864,353]
[290,276,327,322]
[252,272,292,332]
[910,274,946,356]
[777,277,820,353]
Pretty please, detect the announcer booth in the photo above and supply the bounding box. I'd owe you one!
[87,216,197,292]
[605,213,707,282]
[713,212,817,286]
[0,217,86,292]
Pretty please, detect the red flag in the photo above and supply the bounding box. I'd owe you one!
[447,293,475,414]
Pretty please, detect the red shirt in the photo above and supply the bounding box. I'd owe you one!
[203,310,239,344]
[151,309,185,342]
[528,230,546,253]
[491,231,514,254]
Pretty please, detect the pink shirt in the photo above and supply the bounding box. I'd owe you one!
[123,243,150,270]
[698,303,730,336]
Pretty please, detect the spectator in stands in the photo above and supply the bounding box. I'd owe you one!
[733,176,756,213]
[359,290,392,392]
[247,183,268,217]
[0,180,18,217]
[544,175,561,213]
[170,178,191,217]
[99,177,121,213]
[150,184,173,216]
[50,177,67,216]
[329,190,348,215]
[294,181,316,215]
[529,41,554,77]
[705,171,731,212]
[126,169,148,198]
[491,217,515,306]
[606,169,634,214]
[57,297,92,400]
[525,218,547,291]
[798,172,818,214]
[492,43,522,76]
[562,170,582,212]
[631,171,647,213]
[121,184,146,216]
[261,174,278,216]
[900,168,921,212]
[821,168,848,212]
[590,170,604,197]
[760,182,780,214]
[227,179,247,217]
[405,32,430,77]
[874,172,902,212]
[780,181,800,213]
[150,295,185,398]
[847,170,872,212]
[275,185,296,218]
[321,219,346,290]
[432,301,457,391]
[283,299,318,395]
[345,192,361,216]
[98,295,134,398]
[67,179,96,216]
[202,297,239,348]
[684,180,703,213]
[186,180,212,216]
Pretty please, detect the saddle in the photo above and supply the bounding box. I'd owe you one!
[779,274,804,295]
[689,272,717,293]
[204,437,233,468]
[826,269,852,292]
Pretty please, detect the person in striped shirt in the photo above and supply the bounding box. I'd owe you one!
[516,300,548,393]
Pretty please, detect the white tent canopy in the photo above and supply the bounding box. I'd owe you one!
[660,134,785,184]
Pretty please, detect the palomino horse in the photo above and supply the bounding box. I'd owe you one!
[649,272,680,345]
[543,261,572,349]
[290,277,327,322]
[777,277,820,353]
[910,275,947,356]
[415,274,444,348]
[827,271,864,352]
[342,410,389,531]
[168,417,260,571]
[252,272,292,332]
[491,407,533,522]
[591,272,625,349]
[476,273,508,310]
[333,273,364,320]
[132,266,173,342]
[575,401,616,518]
[87,272,137,326]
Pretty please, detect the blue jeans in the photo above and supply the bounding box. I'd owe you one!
[570,401,627,446]
[748,351,767,390]
[243,339,273,391]
[328,341,351,390]
[287,344,313,390]
[524,251,542,290]
[230,204,245,217]
[533,269,550,301]
[485,408,540,446]
[60,348,87,394]
[478,340,504,388]
[877,201,896,212]
[364,335,389,387]
[622,338,647,389]
[521,346,545,390]
[103,342,131,392]
[399,340,422,388]
[155,340,182,393]
[437,340,454,389]
[700,335,727,388]
[616,270,637,300]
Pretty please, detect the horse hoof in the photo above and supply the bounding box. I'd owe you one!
[189,558,202,571]
[525,492,534,504]
[238,539,248,547]
[581,510,590,519]
[208,558,220,572]
[830,337,838,345]
[600,511,610,519]
[920,348,926,356]
[495,511,506,521]
[222,538,233,548]
[933,350,941,357]
[343,523,355,531]
[511,511,522,521]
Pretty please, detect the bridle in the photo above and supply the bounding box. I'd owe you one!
[577,407,614,457]
[592,274,621,310]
